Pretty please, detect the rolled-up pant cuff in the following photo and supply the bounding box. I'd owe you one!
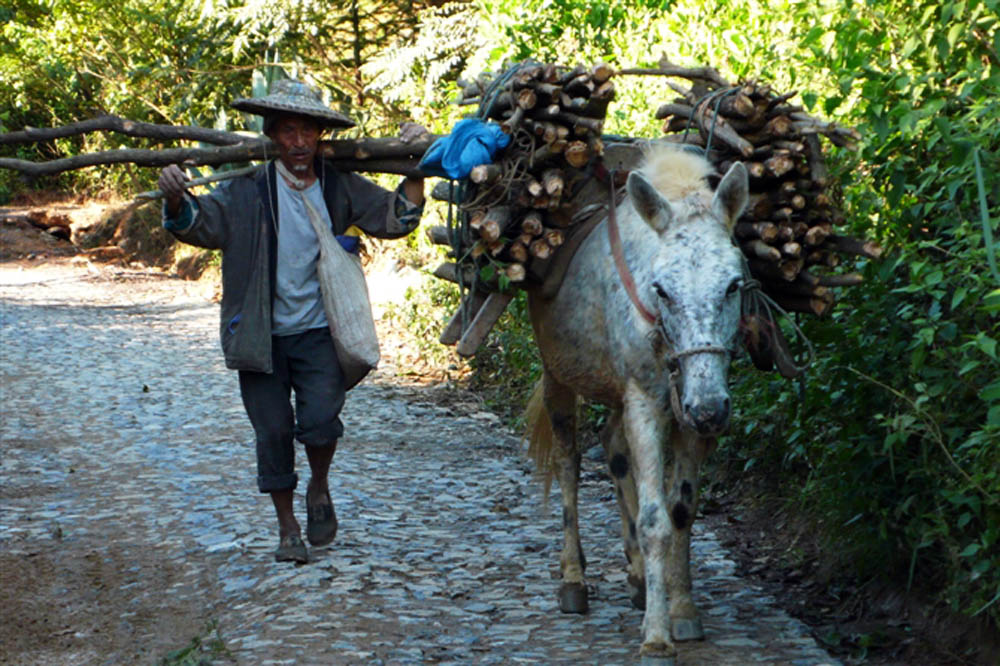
[298,434,339,449]
[258,472,298,493]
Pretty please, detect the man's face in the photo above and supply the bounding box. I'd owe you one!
[268,115,321,174]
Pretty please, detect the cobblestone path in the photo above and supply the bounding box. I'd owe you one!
[0,262,839,665]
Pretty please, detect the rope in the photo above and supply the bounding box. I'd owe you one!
[681,85,742,156]
[460,154,528,210]
[443,179,469,333]
[737,254,816,375]
[478,60,539,120]
[605,174,658,325]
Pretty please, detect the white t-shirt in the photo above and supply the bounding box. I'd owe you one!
[271,175,331,336]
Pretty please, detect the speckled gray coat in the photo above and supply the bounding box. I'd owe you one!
[527,148,750,659]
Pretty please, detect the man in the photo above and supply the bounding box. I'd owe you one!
[159,79,425,564]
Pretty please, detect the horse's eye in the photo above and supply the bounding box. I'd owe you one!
[726,279,742,296]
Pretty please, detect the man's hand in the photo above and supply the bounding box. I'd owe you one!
[159,164,190,217]
[398,122,428,206]
[398,122,429,144]
[402,175,425,207]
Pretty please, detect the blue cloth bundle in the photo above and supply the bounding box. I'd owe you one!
[417,118,511,180]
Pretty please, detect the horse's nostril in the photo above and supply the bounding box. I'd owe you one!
[722,397,730,413]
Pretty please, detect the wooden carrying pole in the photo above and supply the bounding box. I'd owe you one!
[0,115,437,178]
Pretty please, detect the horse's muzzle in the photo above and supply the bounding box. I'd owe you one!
[683,393,731,435]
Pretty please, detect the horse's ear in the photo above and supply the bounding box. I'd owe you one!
[627,171,673,232]
[712,162,749,230]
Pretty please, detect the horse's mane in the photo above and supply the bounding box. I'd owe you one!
[639,144,714,205]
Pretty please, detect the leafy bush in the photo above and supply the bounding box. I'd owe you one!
[466,291,543,421]
[381,273,464,372]
[722,0,1000,627]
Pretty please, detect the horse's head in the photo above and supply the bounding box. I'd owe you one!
[626,154,749,435]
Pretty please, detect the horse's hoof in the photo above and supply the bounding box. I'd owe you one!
[671,616,705,642]
[558,582,589,614]
[639,656,677,666]
[639,642,677,665]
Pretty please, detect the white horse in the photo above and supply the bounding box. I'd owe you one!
[526,145,749,661]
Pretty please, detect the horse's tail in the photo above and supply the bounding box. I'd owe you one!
[524,377,557,499]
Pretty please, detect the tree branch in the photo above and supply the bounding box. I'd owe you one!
[616,56,729,88]
[973,28,1000,68]
[0,114,252,146]
[0,135,439,178]
[0,143,269,176]
[321,135,437,160]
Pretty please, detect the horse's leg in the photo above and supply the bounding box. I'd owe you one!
[622,380,675,660]
[665,427,716,641]
[603,407,646,610]
[545,370,588,613]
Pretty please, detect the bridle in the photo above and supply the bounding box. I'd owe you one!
[604,175,751,424]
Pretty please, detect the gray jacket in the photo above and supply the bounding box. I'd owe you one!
[166,159,419,374]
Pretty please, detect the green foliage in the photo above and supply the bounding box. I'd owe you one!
[479,0,671,64]
[362,2,482,135]
[382,271,463,371]
[0,0,256,196]
[722,0,1000,628]
[1,0,252,127]
[226,0,427,136]
[467,291,543,422]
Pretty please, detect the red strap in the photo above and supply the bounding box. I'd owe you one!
[606,179,658,325]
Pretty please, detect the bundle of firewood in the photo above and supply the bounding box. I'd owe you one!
[425,59,879,355]
[426,61,616,289]
[645,60,880,317]
[422,61,626,355]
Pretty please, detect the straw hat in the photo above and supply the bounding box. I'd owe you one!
[231,79,356,130]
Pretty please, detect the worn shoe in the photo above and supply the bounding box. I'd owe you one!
[306,491,338,547]
[274,534,308,564]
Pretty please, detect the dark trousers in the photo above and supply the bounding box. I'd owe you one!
[238,327,345,493]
